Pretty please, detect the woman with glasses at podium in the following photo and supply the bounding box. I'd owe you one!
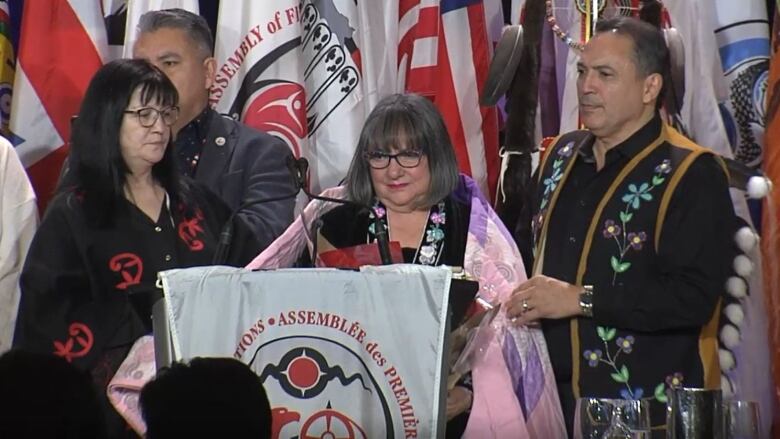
[12,59,259,435]
[249,93,566,438]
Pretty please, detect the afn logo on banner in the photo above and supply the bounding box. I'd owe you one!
[212,0,364,191]
[160,266,449,439]
[237,311,412,438]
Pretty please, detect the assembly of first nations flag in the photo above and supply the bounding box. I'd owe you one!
[158,265,452,439]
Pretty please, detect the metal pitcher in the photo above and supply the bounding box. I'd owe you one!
[666,387,724,438]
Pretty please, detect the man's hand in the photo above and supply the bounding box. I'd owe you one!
[507,275,583,324]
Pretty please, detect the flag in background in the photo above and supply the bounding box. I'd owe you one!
[351,0,399,109]
[212,0,367,193]
[510,0,525,23]
[102,0,129,60]
[399,0,439,97]
[714,1,770,173]
[0,0,14,135]
[9,0,108,212]
[709,3,774,438]
[440,0,500,200]
[121,0,199,57]
[668,1,774,436]
[401,0,501,200]
[550,0,585,134]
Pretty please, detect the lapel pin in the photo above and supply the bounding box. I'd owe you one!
[215,136,226,146]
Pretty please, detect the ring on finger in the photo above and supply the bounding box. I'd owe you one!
[521,299,529,313]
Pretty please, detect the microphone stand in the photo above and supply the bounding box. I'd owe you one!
[293,157,394,266]
[213,156,394,266]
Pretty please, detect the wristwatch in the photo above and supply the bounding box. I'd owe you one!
[579,285,594,318]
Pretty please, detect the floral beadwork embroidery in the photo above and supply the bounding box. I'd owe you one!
[583,325,684,402]
[649,372,686,403]
[541,141,574,207]
[420,207,446,265]
[602,159,672,284]
[368,200,446,266]
[582,326,640,399]
[533,141,576,251]
[368,204,386,237]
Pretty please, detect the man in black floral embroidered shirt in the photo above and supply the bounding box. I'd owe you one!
[507,16,736,436]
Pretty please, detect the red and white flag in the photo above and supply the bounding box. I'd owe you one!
[9,0,109,211]
[400,0,501,200]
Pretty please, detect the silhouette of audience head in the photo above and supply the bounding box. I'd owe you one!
[140,357,272,438]
[0,349,106,438]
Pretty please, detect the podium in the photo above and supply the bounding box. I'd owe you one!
[153,264,465,439]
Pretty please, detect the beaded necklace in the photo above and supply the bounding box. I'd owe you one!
[368,200,446,266]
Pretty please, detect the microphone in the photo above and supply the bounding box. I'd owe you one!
[286,154,306,191]
[291,156,394,265]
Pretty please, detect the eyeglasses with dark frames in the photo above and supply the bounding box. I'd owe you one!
[364,150,424,169]
[124,106,180,128]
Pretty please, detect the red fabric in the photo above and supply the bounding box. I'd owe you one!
[16,0,103,211]
[318,242,404,268]
[401,1,500,201]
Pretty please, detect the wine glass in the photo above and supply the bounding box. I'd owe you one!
[606,399,652,438]
[574,398,651,439]
[724,400,760,439]
[574,398,613,439]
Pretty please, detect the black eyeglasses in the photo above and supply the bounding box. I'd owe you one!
[124,106,180,127]
[364,150,424,169]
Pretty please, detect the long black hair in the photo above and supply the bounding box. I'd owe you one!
[61,58,186,226]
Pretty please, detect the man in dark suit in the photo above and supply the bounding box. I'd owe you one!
[133,8,295,250]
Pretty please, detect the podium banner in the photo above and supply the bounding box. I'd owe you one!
[158,265,451,439]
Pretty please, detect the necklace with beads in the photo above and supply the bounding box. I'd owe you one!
[367,200,447,266]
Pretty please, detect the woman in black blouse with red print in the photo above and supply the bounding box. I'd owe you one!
[13,59,258,435]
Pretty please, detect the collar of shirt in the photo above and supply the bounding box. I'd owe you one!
[577,113,662,168]
[174,107,213,176]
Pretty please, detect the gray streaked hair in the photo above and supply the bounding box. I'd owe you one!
[345,93,459,207]
[137,8,213,58]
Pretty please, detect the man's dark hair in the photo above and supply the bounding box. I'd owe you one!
[344,93,459,207]
[140,357,272,438]
[138,8,214,57]
[0,350,107,438]
[595,16,670,109]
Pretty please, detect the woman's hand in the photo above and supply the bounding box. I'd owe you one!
[446,386,473,420]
